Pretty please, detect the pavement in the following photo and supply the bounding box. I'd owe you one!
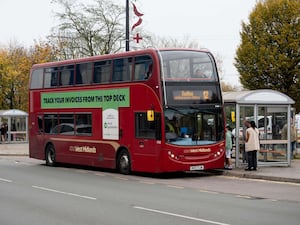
[1,143,300,183]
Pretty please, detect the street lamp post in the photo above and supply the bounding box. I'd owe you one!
[125,0,130,51]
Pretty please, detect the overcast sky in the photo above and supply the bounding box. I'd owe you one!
[0,0,258,86]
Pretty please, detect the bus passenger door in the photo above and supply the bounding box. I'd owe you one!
[29,114,44,159]
[132,112,162,171]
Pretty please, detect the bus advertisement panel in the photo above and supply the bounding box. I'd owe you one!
[29,48,225,174]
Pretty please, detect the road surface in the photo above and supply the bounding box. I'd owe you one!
[0,157,299,225]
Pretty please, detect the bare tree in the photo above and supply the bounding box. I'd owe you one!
[49,0,226,81]
[49,0,125,59]
[141,34,202,49]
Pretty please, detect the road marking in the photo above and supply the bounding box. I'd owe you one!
[133,206,231,225]
[0,177,12,183]
[32,185,97,200]
[221,175,300,186]
[198,190,219,194]
[75,169,88,174]
[236,195,252,199]
[113,176,128,181]
[93,172,106,177]
[167,185,184,189]
[139,180,155,185]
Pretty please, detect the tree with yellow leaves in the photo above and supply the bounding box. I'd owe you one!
[0,42,55,111]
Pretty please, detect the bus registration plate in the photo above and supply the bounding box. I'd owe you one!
[190,165,204,171]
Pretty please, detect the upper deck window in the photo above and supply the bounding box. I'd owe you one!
[112,57,132,82]
[76,63,93,84]
[60,65,75,86]
[43,65,74,87]
[94,60,111,83]
[160,50,217,81]
[134,55,153,80]
[30,68,43,89]
[31,53,154,89]
[44,67,59,88]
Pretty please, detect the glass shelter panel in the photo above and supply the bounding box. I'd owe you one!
[258,106,288,163]
[11,117,27,141]
[237,106,254,164]
[225,104,236,128]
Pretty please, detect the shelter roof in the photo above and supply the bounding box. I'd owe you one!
[0,109,28,116]
[223,89,295,105]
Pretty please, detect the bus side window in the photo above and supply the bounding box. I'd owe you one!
[44,69,51,88]
[113,58,122,81]
[44,114,59,133]
[113,58,132,82]
[134,55,153,80]
[30,69,44,89]
[94,60,111,83]
[75,114,92,136]
[145,63,153,79]
[76,63,93,84]
[59,114,75,135]
[37,115,43,132]
[60,65,75,86]
[50,67,59,87]
[43,67,59,87]
[134,63,145,80]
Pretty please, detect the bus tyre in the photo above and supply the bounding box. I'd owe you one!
[45,144,56,167]
[117,150,131,175]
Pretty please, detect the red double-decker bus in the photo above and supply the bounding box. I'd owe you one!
[29,48,225,174]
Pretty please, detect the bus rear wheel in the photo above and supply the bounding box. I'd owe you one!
[117,150,131,175]
[45,144,56,166]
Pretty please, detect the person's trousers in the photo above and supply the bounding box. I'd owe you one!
[247,150,257,169]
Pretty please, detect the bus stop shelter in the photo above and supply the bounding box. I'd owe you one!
[223,89,295,167]
[0,109,28,143]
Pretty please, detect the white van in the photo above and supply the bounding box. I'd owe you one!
[249,116,273,139]
[232,116,275,139]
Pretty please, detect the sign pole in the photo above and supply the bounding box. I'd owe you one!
[125,0,130,51]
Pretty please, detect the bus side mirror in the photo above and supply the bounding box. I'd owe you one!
[147,110,154,121]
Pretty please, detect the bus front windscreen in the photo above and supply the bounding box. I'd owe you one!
[164,107,224,146]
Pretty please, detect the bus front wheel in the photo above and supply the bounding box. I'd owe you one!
[117,150,131,175]
[45,144,56,167]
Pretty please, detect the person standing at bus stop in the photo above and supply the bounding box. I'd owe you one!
[281,120,297,159]
[245,121,260,171]
[225,124,233,170]
[1,123,7,142]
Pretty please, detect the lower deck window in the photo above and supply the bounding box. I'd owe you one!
[40,113,92,136]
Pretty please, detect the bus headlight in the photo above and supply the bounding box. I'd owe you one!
[214,150,223,157]
[168,151,175,159]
